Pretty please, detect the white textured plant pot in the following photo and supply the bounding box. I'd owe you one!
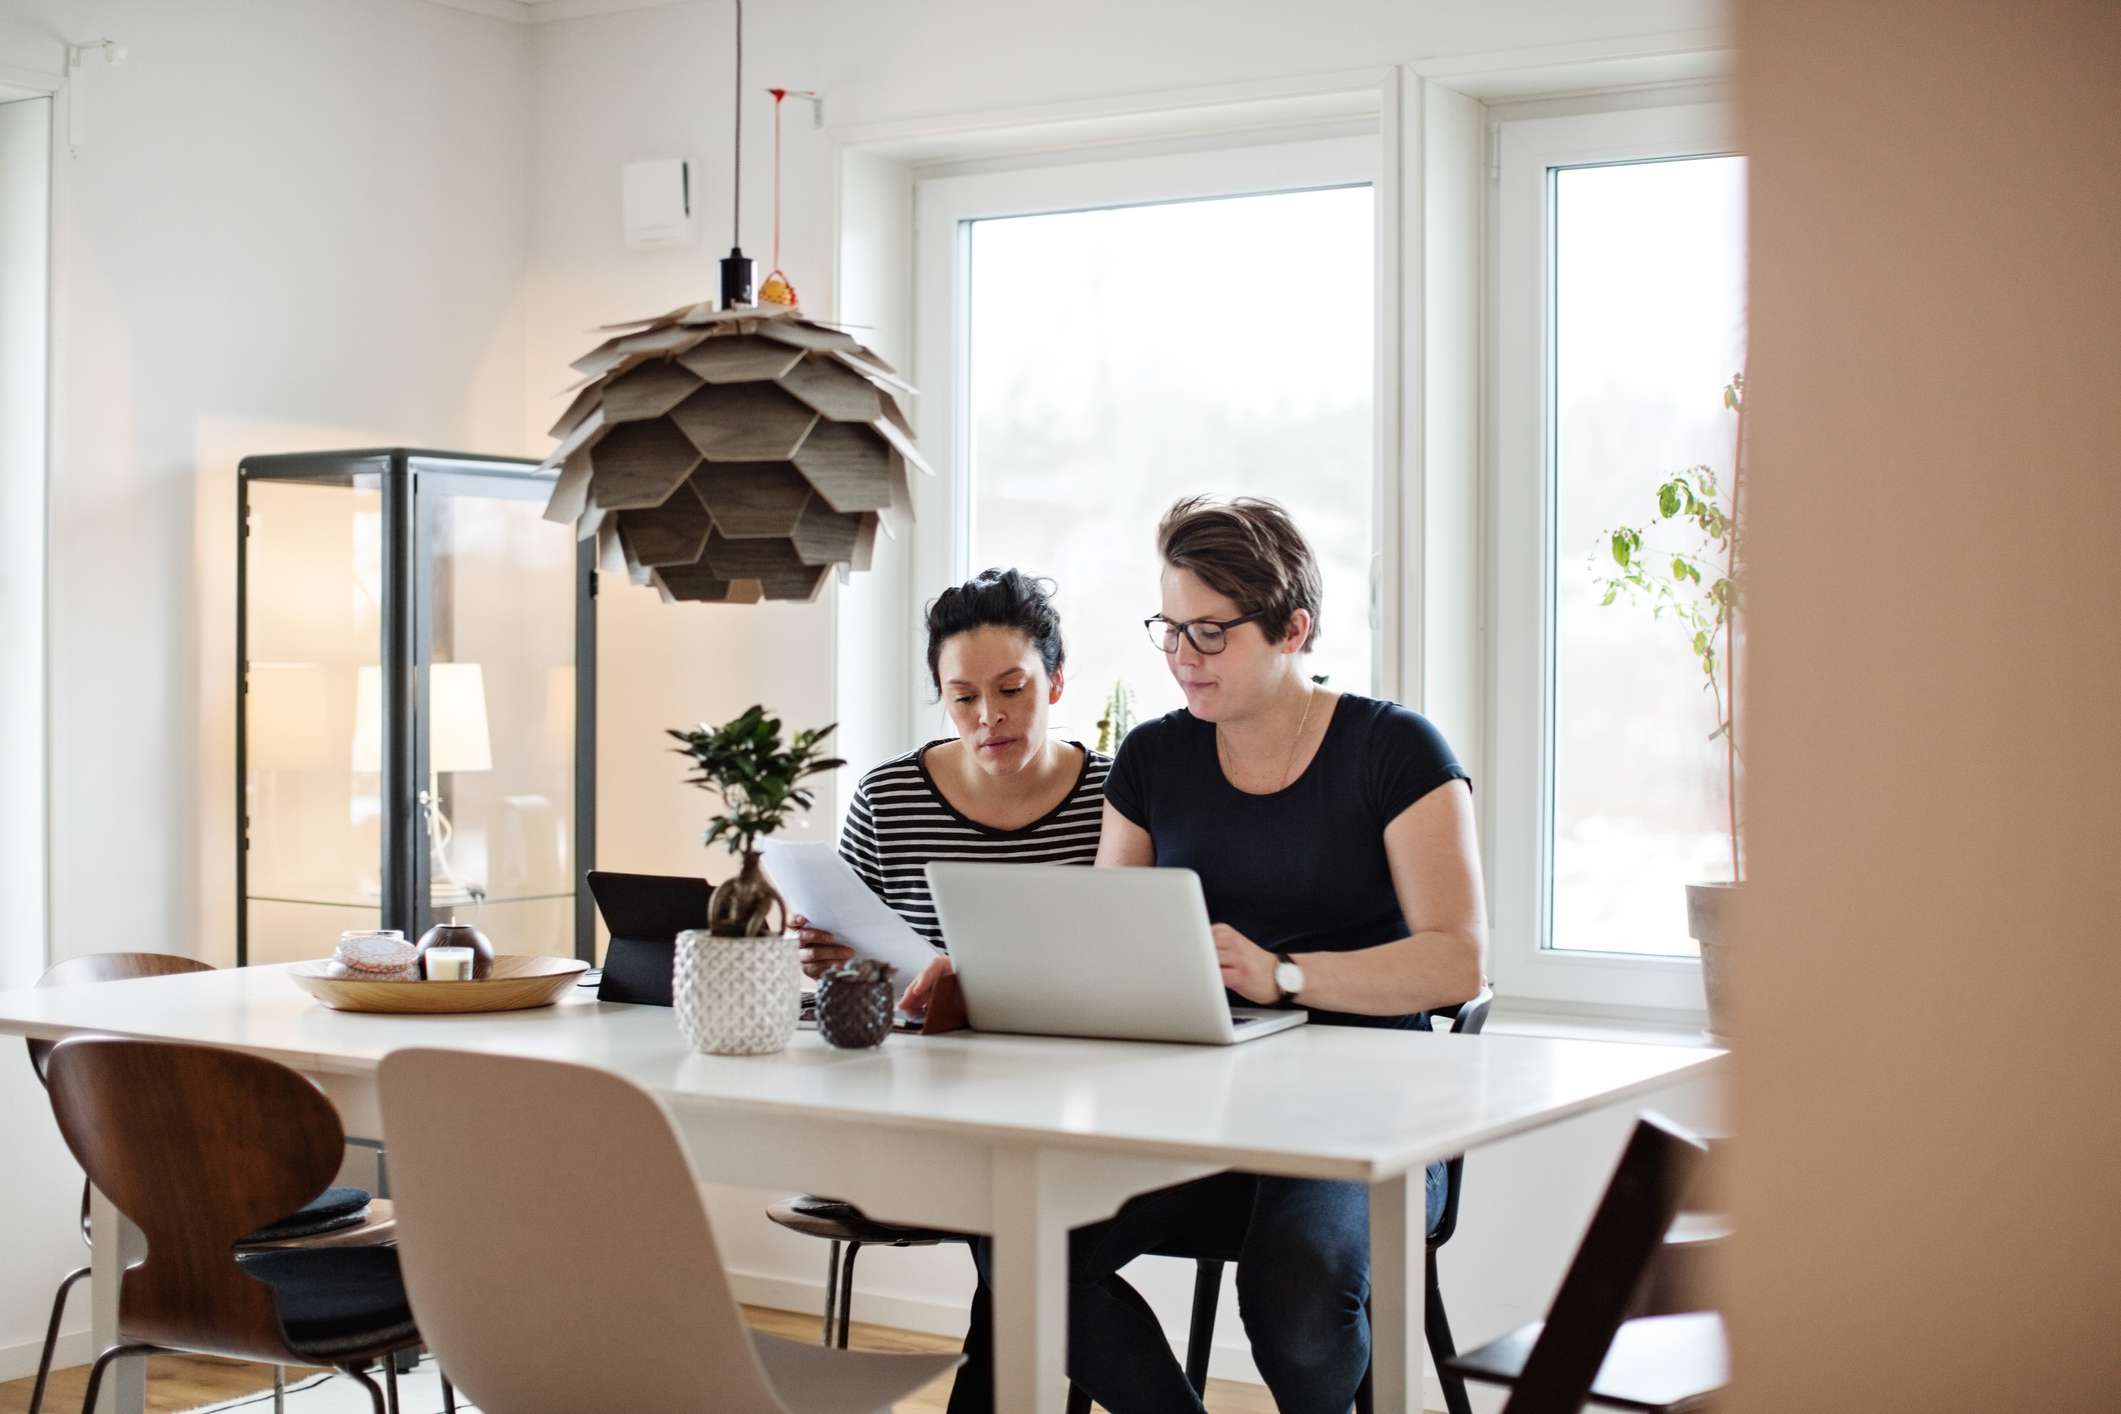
[673,930,802,1055]
[1686,882,1741,1045]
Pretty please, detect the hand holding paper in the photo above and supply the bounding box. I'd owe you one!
[758,839,943,993]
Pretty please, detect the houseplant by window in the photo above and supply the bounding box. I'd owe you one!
[667,706,842,1053]
[1596,374,1746,1038]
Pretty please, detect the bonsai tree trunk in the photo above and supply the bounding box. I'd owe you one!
[708,847,786,937]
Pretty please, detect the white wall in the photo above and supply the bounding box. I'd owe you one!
[1,91,50,998]
[0,0,532,1375]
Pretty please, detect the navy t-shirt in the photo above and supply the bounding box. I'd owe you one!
[1103,693,1470,1029]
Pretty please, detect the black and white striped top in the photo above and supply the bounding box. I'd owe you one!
[839,741,1112,948]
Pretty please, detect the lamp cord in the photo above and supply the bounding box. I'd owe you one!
[731,0,743,247]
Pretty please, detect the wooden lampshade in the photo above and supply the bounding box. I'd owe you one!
[540,303,925,603]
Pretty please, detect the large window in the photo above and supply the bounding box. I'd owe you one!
[1492,102,1744,1014]
[915,137,1380,744]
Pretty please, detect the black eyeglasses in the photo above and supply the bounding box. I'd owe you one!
[1144,613,1264,655]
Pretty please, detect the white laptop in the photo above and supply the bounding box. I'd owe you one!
[923,862,1308,1045]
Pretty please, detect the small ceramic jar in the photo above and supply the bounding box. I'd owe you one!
[815,960,896,1049]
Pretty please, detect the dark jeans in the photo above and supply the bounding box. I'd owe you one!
[945,1162,1448,1414]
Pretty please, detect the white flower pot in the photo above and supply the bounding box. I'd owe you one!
[673,930,802,1055]
[1685,881,1742,1045]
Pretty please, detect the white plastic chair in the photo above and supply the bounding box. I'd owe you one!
[377,1049,962,1414]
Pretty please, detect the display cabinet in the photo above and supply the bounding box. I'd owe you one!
[237,449,595,964]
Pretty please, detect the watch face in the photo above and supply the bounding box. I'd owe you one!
[1275,960,1303,996]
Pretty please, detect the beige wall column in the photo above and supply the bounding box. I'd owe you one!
[1734,1,2119,1407]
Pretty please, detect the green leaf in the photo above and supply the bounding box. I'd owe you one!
[1610,531,1631,568]
[1671,557,1690,583]
[1600,585,1617,607]
[1658,483,1682,518]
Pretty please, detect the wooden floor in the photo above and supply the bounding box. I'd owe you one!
[0,1305,1285,1414]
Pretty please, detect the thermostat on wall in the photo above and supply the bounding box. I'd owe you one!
[621,158,694,249]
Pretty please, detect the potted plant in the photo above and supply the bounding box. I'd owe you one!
[666,706,843,1054]
[1094,680,1138,756]
[1595,373,1746,1039]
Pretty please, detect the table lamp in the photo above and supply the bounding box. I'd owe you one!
[352,662,492,903]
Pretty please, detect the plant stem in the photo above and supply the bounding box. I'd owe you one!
[1724,377,1746,884]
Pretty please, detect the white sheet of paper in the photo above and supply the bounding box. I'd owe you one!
[758,839,943,987]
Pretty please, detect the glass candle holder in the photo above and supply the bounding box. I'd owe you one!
[423,946,475,981]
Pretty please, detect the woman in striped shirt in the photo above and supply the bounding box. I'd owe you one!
[793,567,1110,999]
[791,566,1104,1414]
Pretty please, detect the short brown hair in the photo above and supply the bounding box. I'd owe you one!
[1156,495,1323,651]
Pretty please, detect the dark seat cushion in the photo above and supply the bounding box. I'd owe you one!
[236,1245,417,1361]
[767,1195,972,1246]
[243,1186,371,1244]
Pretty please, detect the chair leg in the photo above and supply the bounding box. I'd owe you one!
[1183,1258,1224,1397]
[383,1353,401,1414]
[342,1362,388,1414]
[273,1365,286,1414]
[836,1242,861,1349]
[1065,1384,1093,1414]
[1425,1252,1473,1414]
[78,1343,160,1414]
[821,1238,843,1345]
[441,1371,457,1414]
[28,1265,90,1414]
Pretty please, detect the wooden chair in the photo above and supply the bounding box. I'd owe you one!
[1443,1113,1724,1414]
[376,1047,963,1414]
[42,1037,433,1414]
[21,953,392,1414]
[1064,987,1497,1414]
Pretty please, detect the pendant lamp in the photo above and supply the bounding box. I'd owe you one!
[539,1,924,603]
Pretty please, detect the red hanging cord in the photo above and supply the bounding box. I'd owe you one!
[760,88,797,306]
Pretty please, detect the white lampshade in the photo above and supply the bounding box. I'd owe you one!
[352,663,494,774]
[247,662,331,771]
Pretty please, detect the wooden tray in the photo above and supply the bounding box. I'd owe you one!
[288,955,589,1014]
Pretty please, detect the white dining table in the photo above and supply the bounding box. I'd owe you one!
[0,965,1723,1414]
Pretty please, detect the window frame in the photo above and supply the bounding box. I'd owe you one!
[909,133,1387,745]
[1487,100,1738,1019]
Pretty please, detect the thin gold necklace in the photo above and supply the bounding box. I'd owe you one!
[1219,684,1316,793]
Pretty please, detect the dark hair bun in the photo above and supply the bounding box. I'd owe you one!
[924,568,1065,696]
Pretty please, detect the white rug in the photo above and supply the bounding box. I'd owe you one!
[181,1357,475,1413]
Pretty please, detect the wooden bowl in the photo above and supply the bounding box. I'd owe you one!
[288,955,589,1014]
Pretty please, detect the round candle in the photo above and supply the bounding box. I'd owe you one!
[423,946,475,982]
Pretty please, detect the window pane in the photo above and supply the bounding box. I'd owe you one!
[966,186,1375,742]
[1552,155,1746,957]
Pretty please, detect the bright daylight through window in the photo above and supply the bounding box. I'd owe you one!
[963,186,1376,743]
[1551,155,1747,957]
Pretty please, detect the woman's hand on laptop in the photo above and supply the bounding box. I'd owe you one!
[897,955,954,1017]
[792,915,856,979]
[1212,924,1280,1005]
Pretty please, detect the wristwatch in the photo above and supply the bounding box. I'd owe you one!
[1273,952,1305,1005]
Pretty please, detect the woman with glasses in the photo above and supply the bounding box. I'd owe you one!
[1053,495,1488,1414]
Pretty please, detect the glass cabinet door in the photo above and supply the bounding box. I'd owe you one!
[417,464,581,956]
[242,473,388,963]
